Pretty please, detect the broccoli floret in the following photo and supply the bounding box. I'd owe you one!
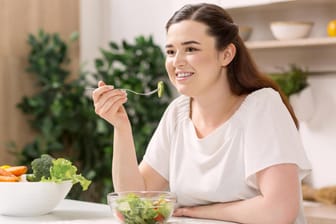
[26,154,55,182]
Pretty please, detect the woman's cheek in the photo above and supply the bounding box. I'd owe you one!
[165,59,175,78]
[189,54,209,65]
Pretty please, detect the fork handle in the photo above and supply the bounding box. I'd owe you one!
[85,87,158,96]
[124,88,158,96]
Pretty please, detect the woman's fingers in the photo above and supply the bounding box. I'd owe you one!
[91,81,129,125]
[100,93,127,115]
[173,208,190,217]
[94,89,127,116]
[92,84,114,102]
[98,80,106,87]
[94,89,126,110]
[173,206,201,218]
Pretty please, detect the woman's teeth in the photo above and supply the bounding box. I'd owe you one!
[176,72,193,78]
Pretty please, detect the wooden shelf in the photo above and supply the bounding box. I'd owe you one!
[220,0,292,9]
[223,0,335,10]
[223,0,336,73]
[246,37,336,49]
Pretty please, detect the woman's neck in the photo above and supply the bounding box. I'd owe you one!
[190,91,245,138]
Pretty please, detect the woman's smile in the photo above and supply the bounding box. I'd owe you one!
[176,71,194,81]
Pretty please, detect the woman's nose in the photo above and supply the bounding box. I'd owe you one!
[173,52,186,67]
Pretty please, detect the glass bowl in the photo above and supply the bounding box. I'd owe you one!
[107,191,177,224]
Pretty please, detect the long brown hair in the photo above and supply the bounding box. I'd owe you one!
[166,3,298,128]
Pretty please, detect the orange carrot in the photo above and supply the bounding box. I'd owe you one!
[0,175,19,182]
[0,167,14,176]
[5,166,28,176]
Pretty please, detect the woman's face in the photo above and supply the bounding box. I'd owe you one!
[165,20,228,97]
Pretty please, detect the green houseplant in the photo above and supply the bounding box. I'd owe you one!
[268,64,309,98]
[14,30,172,202]
[269,64,314,122]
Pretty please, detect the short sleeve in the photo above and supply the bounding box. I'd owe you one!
[142,102,176,181]
[243,89,311,189]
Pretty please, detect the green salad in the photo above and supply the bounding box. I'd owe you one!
[26,154,91,191]
[114,193,174,224]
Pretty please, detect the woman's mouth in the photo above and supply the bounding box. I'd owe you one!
[176,72,194,80]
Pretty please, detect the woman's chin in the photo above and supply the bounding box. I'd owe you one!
[176,88,190,96]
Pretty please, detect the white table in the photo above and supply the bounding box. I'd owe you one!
[0,199,234,224]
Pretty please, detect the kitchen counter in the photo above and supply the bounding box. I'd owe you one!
[0,199,113,224]
[304,201,336,224]
[0,199,234,224]
[1,199,334,223]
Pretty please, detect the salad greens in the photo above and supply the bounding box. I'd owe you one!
[114,193,174,224]
[27,154,91,191]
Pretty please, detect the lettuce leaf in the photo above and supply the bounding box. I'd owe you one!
[41,158,91,191]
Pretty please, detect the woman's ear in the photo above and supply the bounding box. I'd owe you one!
[220,43,236,66]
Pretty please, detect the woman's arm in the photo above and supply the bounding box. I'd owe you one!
[112,123,146,191]
[113,130,169,191]
[92,81,145,191]
[174,163,300,224]
[93,81,168,191]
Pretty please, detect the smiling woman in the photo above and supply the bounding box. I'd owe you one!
[91,3,311,224]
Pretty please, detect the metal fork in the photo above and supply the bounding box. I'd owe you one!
[85,87,158,96]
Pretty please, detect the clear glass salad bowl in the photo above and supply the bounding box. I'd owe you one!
[107,191,177,224]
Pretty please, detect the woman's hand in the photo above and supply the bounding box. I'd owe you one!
[173,206,196,217]
[92,81,129,127]
[173,164,300,224]
[173,205,215,219]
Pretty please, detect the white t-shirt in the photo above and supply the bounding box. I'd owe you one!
[143,88,311,223]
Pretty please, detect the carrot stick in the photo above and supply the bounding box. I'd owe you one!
[5,166,28,176]
[0,175,19,182]
[0,167,14,176]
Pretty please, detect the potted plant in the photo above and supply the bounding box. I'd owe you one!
[14,30,172,202]
[269,64,314,122]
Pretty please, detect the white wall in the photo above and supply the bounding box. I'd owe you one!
[80,0,112,72]
[80,0,336,189]
[80,0,225,58]
[300,75,336,188]
[108,0,173,46]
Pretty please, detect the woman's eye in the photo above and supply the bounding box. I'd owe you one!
[166,49,175,56]
[186,47,198,52]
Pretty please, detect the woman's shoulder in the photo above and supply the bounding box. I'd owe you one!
[249,87,280,100]
[237,87,284,122]
[244,87,282,107]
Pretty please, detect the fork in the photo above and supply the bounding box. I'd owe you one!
[85,87,158,96]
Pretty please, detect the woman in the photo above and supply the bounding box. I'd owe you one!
[92,3,311,224]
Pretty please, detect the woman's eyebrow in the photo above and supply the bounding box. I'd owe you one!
[181,40,201,45]
[165,40,201,48]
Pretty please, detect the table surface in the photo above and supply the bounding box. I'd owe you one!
[304,201,336,224]
[0,199,234,224]
[4,199,335,224]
